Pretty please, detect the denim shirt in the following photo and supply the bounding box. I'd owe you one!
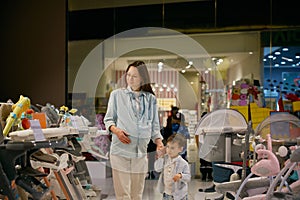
[104,87,163,158]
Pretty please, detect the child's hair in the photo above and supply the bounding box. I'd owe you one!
[167,133,186,148]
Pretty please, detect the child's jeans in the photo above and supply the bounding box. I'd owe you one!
[163,193,188,200]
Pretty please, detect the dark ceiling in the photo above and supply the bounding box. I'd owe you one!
[68,0,300,41]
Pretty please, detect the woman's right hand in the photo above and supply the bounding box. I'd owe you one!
[114,127,131,144]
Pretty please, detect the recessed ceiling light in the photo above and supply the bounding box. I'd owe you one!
[274,64,279,67]
[282,57,293,62]
[282,47,289,51]
[275,51,281,55]
[281,61,286,65]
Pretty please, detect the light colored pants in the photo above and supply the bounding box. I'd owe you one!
[110,154,148,200]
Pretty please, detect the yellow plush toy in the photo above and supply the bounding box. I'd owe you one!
[3,95,31,136]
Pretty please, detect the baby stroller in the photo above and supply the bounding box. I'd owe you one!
[196,108,248,163]
[196,108,250,197]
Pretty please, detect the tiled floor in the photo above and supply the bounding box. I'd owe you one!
[92,177,224,200]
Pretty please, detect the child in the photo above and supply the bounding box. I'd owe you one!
[155,133,191,200]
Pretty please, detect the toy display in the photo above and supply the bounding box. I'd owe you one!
[0,96,105,200]
[230,79,263,108]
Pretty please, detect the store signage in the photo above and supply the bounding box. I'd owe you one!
[261,29,300,46]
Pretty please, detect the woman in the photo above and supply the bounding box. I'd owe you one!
[104,61,164,200]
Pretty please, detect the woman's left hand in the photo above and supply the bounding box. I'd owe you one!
[155,138,164,151]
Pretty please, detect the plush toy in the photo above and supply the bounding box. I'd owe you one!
[3,95,31,136]
[232,93,240,100]
[251,134,280,177]
[21,109,34,130]
[248,86,260,100]
[0,102,12,130]
[285,93,300,102]
[241,83,249,89]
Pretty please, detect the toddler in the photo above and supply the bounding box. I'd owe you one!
[155,133,191,200]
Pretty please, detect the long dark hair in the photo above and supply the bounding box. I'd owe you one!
[125,61,155,95]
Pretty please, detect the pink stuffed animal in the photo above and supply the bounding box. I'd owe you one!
[251,134,280,177]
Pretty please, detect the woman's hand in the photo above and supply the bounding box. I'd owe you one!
[110,126,131,144]
[156,146,166,158]
[155,138,165,158]
[155,138,164,151]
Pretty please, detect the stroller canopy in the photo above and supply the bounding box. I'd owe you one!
[195,108,248,161]
[255,112,300,140]
[195,108,248,135]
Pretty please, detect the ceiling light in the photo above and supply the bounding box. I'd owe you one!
[275,51,281,55]
[186,65,191,69]
[188,61,193,65]
[281,61,286,65]
[158,61,163,72]
[268,55,273,58]
[181,69,186,73]
[282,57,293,62]
[249,51,253,54]
[274,64,279,67]
[282,47,289,51]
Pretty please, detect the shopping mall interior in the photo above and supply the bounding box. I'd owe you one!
[1,0,300,199]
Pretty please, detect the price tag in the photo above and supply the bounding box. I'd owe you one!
[30,120,46,141]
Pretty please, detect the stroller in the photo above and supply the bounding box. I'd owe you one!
[196,108,250,197]
[196,108,248,164]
